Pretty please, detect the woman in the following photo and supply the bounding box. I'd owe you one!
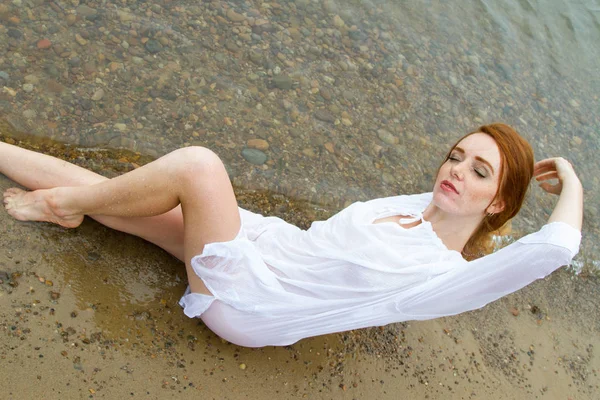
[1,123,583,347]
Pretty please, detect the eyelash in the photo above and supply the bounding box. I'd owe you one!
[448,156,487,178]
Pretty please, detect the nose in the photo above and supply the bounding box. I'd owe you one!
[450,161,465,180]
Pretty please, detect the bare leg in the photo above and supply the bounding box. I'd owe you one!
[0,141,185,260]
[2,145,241,295]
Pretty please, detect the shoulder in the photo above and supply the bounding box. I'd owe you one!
[327,192,432,223]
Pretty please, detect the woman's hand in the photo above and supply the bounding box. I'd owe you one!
[534,157,583,230]
[534,157,581,195]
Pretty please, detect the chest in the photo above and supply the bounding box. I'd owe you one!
[373,214,421,229]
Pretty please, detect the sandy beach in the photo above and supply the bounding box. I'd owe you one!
[1,169,599,400]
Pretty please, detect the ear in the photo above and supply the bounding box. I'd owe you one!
[487,198,505,215]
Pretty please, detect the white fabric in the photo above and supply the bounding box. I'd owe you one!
[178,192,581,347]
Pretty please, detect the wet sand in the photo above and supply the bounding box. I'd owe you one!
[1,170,599,400]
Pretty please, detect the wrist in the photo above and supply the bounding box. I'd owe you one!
[563,177,583,191]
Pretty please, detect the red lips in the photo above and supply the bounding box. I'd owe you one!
[441,180,459,194]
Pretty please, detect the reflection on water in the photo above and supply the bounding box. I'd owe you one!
[1,0,598,270]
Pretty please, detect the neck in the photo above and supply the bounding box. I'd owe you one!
[422,202,484,253]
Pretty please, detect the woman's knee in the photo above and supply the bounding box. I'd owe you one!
[169,146,227,178]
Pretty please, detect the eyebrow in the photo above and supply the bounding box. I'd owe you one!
[453,147,495,175]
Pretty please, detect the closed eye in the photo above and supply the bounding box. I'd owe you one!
[474,168,487,178]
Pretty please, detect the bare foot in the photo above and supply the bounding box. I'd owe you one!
[3,187,83,228]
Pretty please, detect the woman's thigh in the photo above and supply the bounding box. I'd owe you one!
[201,301,271,347]
[91,207,185,261]
[176,148,242,295]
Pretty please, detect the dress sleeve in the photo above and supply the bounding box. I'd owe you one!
[394,222,582,320]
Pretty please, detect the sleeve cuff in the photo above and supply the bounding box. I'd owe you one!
[179,286,216,318]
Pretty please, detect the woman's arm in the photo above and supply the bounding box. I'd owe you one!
[534,157,583,231]
[393,159,584,320]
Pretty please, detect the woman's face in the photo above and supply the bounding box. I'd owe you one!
[432,133,504,218]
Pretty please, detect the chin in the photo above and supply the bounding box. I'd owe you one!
[431,189,459,213]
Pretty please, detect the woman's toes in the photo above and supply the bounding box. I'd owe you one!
[3,187,23,201]
[5,187,22,195]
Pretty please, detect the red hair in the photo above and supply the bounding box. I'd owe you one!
[441,123,534,259]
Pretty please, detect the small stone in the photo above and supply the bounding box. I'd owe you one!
[109,62,122,72]
[248,49,263,65]
[3,87,17,97]
[145,40,163,54]
[449,75,458,87]
[75,34,87,46]
[22,83,34,93]
[302,148,316,157]
[530,305,540,314]
[348,30,367,41]
[117,10,134,22]
[22,109,37,119]
[50,291,60,300]
[68,57,81,67]
[314,110,335,123]
[37,39,52,49]
[247,139,269,151]
[382,172,395,185]
[79,99,94,111]
[66,14,77,25]
[0,71,9,81]
[377,129,398,145]
[91,88,105,101]
[332,15,345,28]
[324,142,335,153]
[7,28,23,39]
[241,148,267,165]
[468,55,480,68]
[76,5,98,19]
[71,311,78,318]
[225,40,240,53]
[46,80,65,94]
[114,123,127,132]
[569,99,580,108]
[226,8,246,22]
[24,75,39,84]
[272,75,293,90]
[320,88,332,101]
[510,307,519,317]
[572,136,582,146]
[323,0,337,13]
[239,363,246,370]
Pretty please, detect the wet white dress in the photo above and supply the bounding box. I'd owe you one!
[178,192,581,347]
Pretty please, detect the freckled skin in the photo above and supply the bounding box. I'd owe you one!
[431,133,504,218]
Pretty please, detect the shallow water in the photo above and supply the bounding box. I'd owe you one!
[1,0,598,268]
